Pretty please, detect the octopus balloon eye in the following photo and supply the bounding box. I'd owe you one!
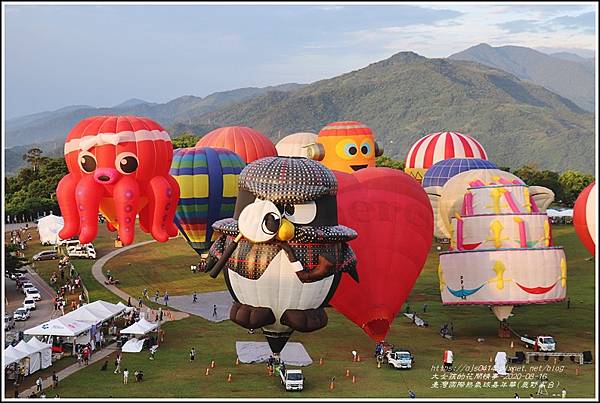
[115,153,139,175]
[78,152,97,173]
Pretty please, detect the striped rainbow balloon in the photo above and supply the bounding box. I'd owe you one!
[405,131,488,183]
[170,147,245,255]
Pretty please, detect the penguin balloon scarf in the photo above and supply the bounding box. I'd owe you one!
[203,157,359,354]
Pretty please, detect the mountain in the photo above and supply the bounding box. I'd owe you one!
[5,140,64,176]
[4,83,306,149]
[449,43,595,112]
[549,52,592,64]
[113,98,154,109]
[182,51,594,173]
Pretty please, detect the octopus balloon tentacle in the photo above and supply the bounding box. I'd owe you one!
[75,175,106,244]
[57,173,82,240]
[146,176,178,242]
[164,174,182,238]
[138,204,152,234]
[113,176,141,245]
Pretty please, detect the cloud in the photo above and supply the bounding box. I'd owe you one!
[497,11,596,35]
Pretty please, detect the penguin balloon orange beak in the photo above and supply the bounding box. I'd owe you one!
[276,218,295,241]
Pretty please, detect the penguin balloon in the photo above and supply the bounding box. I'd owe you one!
[202,157,359,355]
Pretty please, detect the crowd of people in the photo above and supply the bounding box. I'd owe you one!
[9,225,32,252]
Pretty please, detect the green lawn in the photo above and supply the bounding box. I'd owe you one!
[102,234,227,300]
[15,224,594,398]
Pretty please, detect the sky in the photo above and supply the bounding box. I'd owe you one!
[3,2,598,119]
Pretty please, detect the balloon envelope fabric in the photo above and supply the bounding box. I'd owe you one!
[422,158,497,188]
[170,147,245,254]
[330,168,433,342]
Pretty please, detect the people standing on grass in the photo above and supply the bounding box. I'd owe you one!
[36,376,43,392]
[52,371,59,389]
[190,348,196,363]
[114,354,122,374]
[123,368,129,384]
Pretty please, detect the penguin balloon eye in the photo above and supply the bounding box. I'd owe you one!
[283,201,317,225]
[238,199,281,243]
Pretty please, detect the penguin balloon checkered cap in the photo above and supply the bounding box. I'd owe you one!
[238,156,338,204]
[212,156,357,243]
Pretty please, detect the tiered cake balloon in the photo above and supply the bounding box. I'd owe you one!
[405,131,488,183]
[436,171,567,335]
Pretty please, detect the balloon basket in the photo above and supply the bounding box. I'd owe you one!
[235,358,240,366]
[345,369,350,377]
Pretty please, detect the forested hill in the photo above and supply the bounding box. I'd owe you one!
[178,51,594,173]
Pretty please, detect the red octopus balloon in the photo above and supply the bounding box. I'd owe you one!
[56,116,180,246]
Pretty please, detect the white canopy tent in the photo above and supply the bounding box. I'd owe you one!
[27,337,53,369]
[121,338,146,353]
[120,318,159,336]
[37,214,64,245]
[14,340,41,375]
[24,316,92,338]
[4,345,29,368]
[547,209,574,217]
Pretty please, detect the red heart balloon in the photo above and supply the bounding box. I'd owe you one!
[330,167,433,342]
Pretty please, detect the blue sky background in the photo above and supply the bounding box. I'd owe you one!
[4,3,597,118]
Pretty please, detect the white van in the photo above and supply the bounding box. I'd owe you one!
[67,244,96,259]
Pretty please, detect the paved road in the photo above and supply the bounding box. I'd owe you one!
[4,222,37,232]
[5,265,56,344]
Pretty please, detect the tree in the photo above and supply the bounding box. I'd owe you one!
[172,134,200,149]
[513,164,564,203]
[4,244,29,277]
[376,155,405,170]
[22,148,43,172]
[558,170,595,206]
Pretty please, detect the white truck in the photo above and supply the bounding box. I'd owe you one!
[67,243,97,259]
[385,348,414,369]
[521,335,556,352]
[279,367,304,391]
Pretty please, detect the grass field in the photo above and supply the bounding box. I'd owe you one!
[7,224,596,398]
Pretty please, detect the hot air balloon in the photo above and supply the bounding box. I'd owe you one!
[306,121,383,173]
[573,182,596,256]
[422,158,497,188]
[438,174,567,335]
[425,169,555,240]
[275,132,317,158]
[330,168,434,342]
[196,126,277,164]
[56,116,180,246]
[405,131,488,183]
[170,147,246,255]
[202,157,359,355]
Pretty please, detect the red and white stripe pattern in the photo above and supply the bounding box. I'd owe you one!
[405,131,488,169]
[64,116,171,155]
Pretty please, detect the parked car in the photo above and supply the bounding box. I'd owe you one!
[23,298,36,311]
[8,271,26,281]
[16,277,31,288]
[20,282,36,294]
[32,250,59,261]
[67,244,96,259]
[4,314,15,330]
[25,287,42,301]
[14,307,30,321]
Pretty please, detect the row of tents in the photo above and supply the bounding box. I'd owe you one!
[4,338,52,375]
[4,300,161,378]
